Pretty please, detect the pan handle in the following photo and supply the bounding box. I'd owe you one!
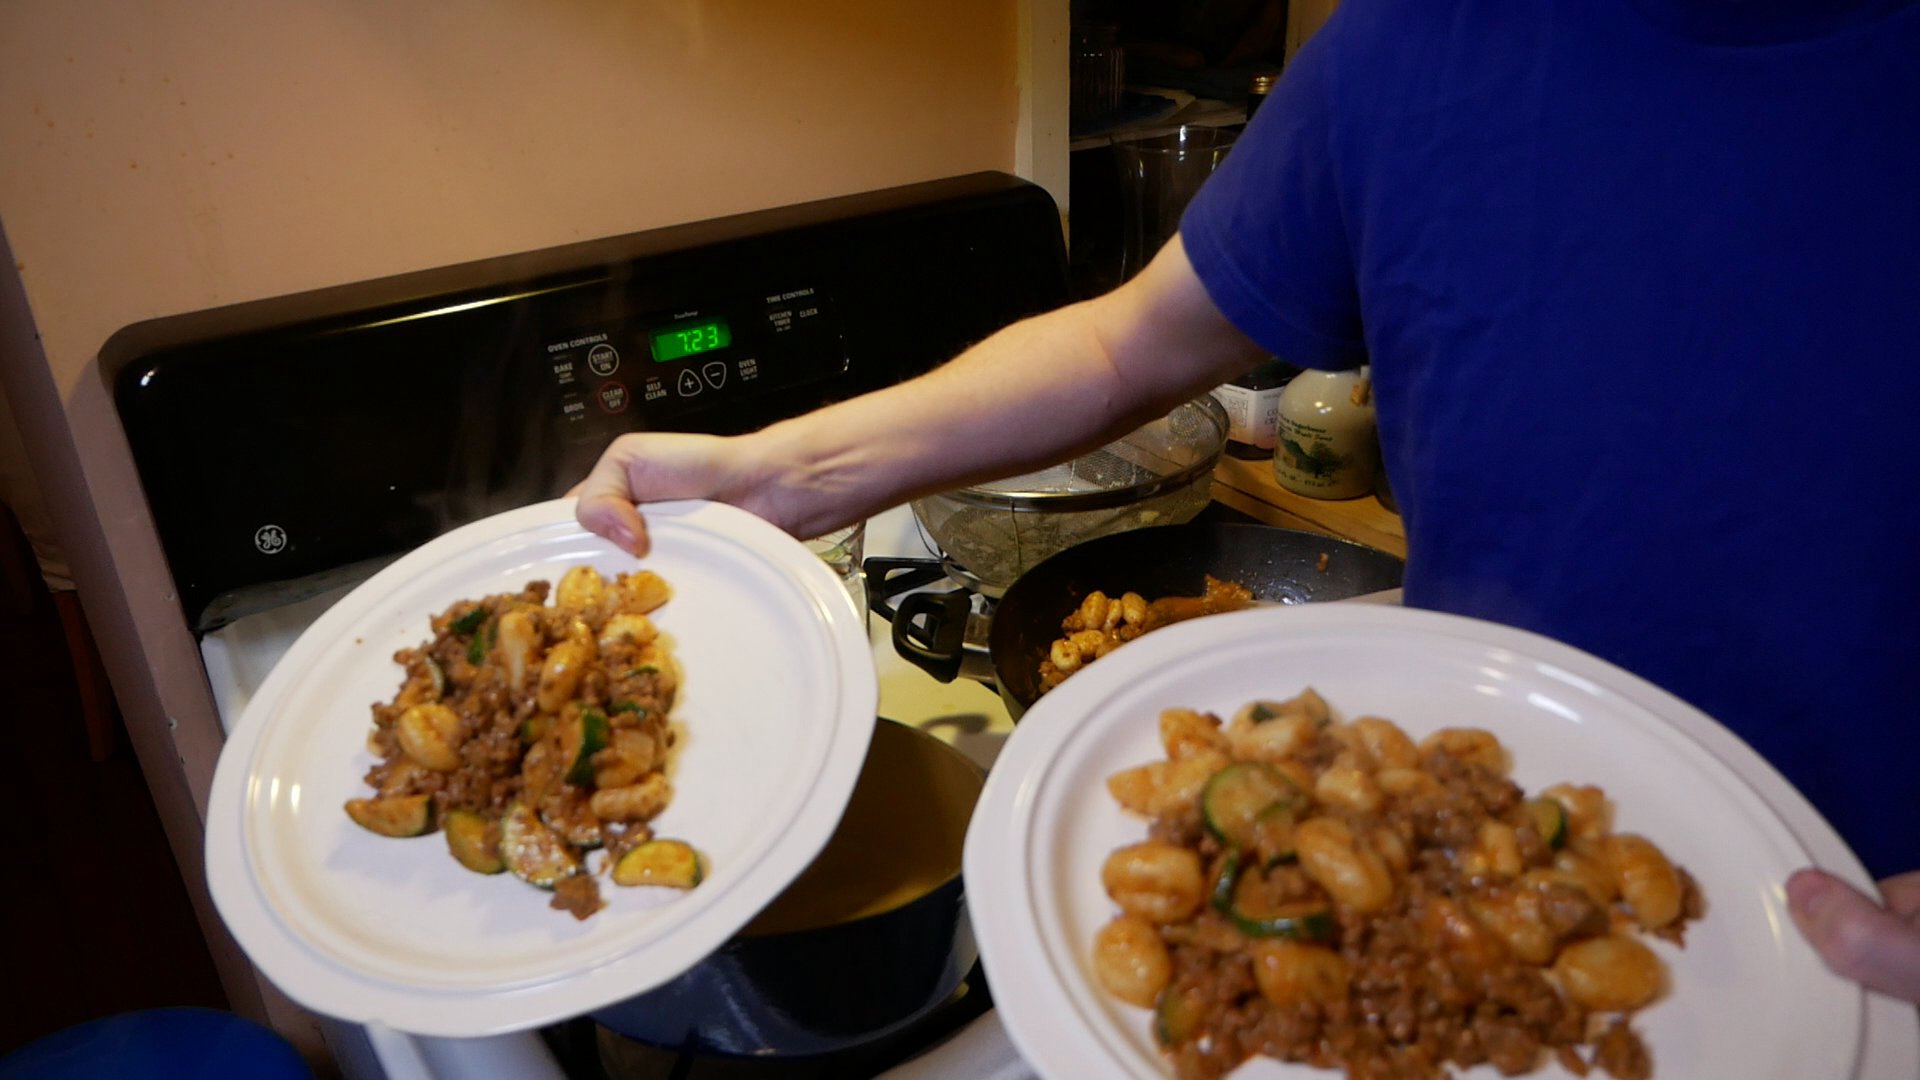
[890,590,973,684]
[863,556,952,625]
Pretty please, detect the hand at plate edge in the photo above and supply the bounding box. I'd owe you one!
[570,431,789,557]
[1786,867,1920,1003]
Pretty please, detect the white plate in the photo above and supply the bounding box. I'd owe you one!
[205,498,878,1036]
[965,604,1900,1080]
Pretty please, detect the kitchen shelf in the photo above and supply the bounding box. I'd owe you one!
[1210,456,1407,559]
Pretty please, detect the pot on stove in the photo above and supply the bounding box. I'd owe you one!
[908,395,1229,596]
[869,522,1406,722]
[590,717,984,1057]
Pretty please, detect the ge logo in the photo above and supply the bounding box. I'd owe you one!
[254,524,288,555]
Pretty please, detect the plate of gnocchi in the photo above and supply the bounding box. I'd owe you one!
[204,497,878,1037]
[963,604,1912,1080]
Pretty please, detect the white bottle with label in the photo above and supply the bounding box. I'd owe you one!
[1210,359,1298,459]
[1272,367,1376,499]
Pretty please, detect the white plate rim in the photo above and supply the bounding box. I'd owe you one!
[203,497,878,1036]
[964,603,1914,1080]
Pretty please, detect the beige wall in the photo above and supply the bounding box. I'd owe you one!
[0,0,1024,1049]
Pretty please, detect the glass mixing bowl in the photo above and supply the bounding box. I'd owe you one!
[910,396,1229,594]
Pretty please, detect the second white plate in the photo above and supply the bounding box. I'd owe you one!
[965,604,1867,1080]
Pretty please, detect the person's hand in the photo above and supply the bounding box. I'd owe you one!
[1786,866,1920,1002]
[570,431,757,556]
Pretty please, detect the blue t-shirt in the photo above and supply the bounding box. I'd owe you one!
[1182,0,1919,877]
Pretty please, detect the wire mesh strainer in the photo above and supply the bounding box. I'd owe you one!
[910,396,1229,593]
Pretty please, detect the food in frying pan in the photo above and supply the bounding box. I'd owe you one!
[344,566,702,920]
[1035,577,1256,695]
[1093,689,1703,1080]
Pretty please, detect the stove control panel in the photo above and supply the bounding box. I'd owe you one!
[541,283,846,435]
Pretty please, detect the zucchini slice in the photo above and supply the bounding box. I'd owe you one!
[1232,898,1335,942]
[1155,985,1208,1048]
[558,708,611,787]
[443,809,504,874]
[1524,797,1568,850]
[345,794,435,837]
[1210,850,1335,941]
[1251,802,1298,866]
[449,604,489,636]
[499,802,579,888]
[612,839,703,889]
[465,616,495,665]
[1202,763,1300,849]
[1210,849,1245,915]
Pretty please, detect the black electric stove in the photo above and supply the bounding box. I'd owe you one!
[105,172,1069,634]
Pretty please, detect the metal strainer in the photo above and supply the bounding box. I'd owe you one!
[910,396,1229,594]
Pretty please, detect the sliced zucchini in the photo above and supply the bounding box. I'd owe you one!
[465,616,495,665]
[449,604,489,636]
[1251,802,1298,866]
[1524,797,1568,850]
[423,656,446,700]
[345,794,435,837]
[521,714,552,744]
[1210,849,1244,915]
[499,801,579,888]
[623,665,660,678]
[1201,763,1300,849]
[609,699,647,717]
[544,805,604,850]
[612,839,703,889]
[1249,702,1280,723]
[443,809,504,874]
[558,708,611,786]
[1231,898,1335,942]
[1155,985,1208,1047]
[1210,850,1335,941]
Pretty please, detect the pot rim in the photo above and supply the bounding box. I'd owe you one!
[912,395,1227,514]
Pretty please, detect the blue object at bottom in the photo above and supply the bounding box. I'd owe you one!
[0,1007,310,1080]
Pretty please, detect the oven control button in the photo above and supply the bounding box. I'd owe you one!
[702,361,727,390]
[597,381,630,414]
[676,369,704,397]
[587,343,620,378]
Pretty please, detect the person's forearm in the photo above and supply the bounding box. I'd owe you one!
[734,237,1265,536]
[742,298,1149,531]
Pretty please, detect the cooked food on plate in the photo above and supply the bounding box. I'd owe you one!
[1037,577,1256,695]
[1094,689,1703,1080]
[343,565,703,920]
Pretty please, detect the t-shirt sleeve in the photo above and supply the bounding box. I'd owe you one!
[1179,14,1368,370]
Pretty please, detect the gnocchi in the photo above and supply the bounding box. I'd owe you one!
[1094,689,1701,1080]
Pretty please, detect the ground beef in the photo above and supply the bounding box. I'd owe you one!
[549,874,605,921]
[1125,726,1695,1080]
[1591,1018,1652,1080]
[349,574,683,921]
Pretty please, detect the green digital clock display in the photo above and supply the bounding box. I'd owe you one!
[650,318,732,362]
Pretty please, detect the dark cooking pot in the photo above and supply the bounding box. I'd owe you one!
[870,522,1405,720]
[590,717,983,1056]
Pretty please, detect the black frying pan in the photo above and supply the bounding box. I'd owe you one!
[882,523,1405,721]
